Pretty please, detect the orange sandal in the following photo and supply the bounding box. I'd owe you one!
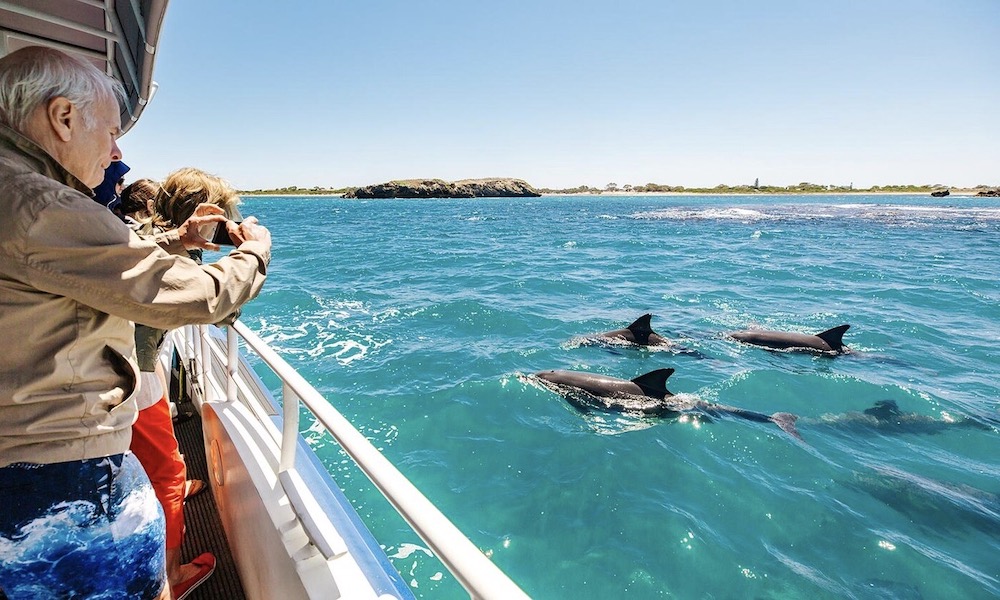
[172,552,216,600]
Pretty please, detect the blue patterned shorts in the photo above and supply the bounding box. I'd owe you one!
[0,453,167,599]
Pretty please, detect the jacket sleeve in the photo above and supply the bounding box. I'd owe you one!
[149,227,187,254]
[17,187,270,330]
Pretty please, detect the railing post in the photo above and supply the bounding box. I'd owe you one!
[276,381,349,559]
[183,324,202,403]
[226,325,238,402]
[199,324,211,402]
[279,382,299,473]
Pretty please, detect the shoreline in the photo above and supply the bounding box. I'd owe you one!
[241,190,986,198]
[539,190,983,197]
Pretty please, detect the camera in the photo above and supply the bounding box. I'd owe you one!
[200,221,242,246]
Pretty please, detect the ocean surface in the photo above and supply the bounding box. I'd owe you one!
[229,194,999,599]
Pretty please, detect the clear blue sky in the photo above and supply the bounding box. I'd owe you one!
[120,1,1000,190]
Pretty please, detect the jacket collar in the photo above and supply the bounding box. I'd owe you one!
[0,123,94,196]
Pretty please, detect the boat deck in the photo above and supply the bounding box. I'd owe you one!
[174,402,246,600]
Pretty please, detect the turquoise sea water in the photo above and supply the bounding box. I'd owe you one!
[231,194,999,599]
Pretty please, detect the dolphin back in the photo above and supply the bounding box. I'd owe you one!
[626,313,656,345]
[863,399,900,420]
[631,368,675,397]
[815,324,850,352]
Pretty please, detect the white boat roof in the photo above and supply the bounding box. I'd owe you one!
[0,0,170,134]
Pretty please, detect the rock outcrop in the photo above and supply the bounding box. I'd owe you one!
[343,178,540,199]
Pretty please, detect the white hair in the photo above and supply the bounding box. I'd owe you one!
[0,46,127,133]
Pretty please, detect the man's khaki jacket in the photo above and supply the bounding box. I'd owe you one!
[0,125,270,467]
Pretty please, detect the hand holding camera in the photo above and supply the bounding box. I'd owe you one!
[211,217,271,248]
[182,204,271,251]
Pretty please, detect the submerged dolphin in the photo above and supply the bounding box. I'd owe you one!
[727,324,851,354]
[595,314,670,346]
[809,399,991,435]
[848,465,1000,536]
[532,368,800,437]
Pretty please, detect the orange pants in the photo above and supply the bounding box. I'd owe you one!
[131,395,187,549]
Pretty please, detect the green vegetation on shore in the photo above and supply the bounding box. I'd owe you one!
[534,182,984,194]
[240,182,999,196]
[240,185,349,196]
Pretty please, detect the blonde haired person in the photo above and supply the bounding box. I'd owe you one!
[147,167,242,238]
[129,167,248,598]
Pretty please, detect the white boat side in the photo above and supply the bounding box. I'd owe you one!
[163,323,530,600]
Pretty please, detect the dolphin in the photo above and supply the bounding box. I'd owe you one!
[727,324,851,354]
[532,368,800,437]
[808,399,991,435]
[847,465,1000,536]
[595,314,670,346]
[585,314,704,356]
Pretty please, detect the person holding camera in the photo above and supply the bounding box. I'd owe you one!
[126,167,251,598]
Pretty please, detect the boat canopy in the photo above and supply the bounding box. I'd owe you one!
[0,0,170,134]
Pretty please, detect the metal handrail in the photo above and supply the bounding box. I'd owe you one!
[192,321,529,600]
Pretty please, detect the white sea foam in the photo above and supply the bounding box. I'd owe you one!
[632,203,1000,226]
[388,542,433,559]
[633,207,774,222]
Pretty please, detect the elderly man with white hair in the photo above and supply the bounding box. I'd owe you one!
[0,46,271,599]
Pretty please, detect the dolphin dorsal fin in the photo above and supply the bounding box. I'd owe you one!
[815,324,850,351]
[631,368,674,397]
[627,313,655,345]
[864,399,900,420]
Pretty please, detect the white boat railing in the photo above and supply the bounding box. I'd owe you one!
[183,321,530,600]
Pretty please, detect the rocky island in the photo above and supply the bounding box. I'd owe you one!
[343,178,540,199]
